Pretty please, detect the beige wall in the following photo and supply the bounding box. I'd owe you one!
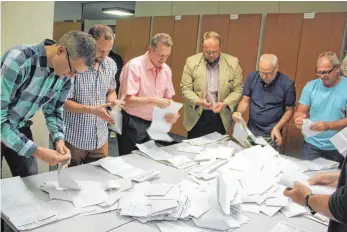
[1,1,55,177]
[135,1,347,16]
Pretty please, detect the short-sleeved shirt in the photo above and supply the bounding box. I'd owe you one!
[1,40,72,157]
[64,57,117,150]
[299,76,347,150]
[119,52,175,121]
[243,71,296,137]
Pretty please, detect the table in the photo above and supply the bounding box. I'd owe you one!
[2,147,330,232]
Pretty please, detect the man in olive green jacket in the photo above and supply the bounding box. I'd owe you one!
[180,31,243,139]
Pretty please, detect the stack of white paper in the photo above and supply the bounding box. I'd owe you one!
[1,177,59,230]
[302,119,323,138]
[330,127,347,157]
[189,159,228,180]
[182,132,228,146]
[91,157,160,182]
[147,102,183,142]
[176,144,205,154]
[195,146,235,161]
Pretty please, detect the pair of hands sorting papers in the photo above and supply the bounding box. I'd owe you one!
[147,101,183,142]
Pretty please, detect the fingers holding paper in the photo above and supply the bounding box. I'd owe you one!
[310,121,328,131]
[232,112,243,122]
[283,181,312,206]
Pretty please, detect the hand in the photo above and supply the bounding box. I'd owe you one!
[165,113,180,124]
[308,172,340,187]
[310,121,328,131]
[212,102,225,113]
[55,140,70,155]
[90,103,115,124]
[232,112,243,122]
[108,100,125,109]
[153,98,171,109]
[294,114,307,129]
[283,181,312,206]
[33,147,71,166]
[271,127,283,145]
[196,98,212,110]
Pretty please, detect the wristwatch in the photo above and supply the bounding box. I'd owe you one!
[304,193,316,215]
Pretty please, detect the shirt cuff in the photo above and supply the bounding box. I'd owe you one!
[19,140,38,158]
[52,132,64,144]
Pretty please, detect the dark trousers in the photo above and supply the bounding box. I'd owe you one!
[1,126,38,178]
[187,110,226,139]
[118,111,152,156]
[302,141,345,169]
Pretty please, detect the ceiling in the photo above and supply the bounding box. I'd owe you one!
[82,1,136,20]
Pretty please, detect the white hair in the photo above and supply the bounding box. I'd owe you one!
[260,54,278,66]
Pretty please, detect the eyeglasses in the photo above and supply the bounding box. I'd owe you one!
[315,66,336,76]
[259,67,276,76]
[65,48,78,75]
[203,50,220,56]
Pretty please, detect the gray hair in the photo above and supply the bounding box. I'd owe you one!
[260,54,278,66]
[56,31,96,67]
[341,52,347,76]
[317,52,340,67]
[202,31,222,45]
[88,24,115,41]
[150,33,173,48]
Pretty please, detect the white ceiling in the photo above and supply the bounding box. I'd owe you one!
[82,1,136,20]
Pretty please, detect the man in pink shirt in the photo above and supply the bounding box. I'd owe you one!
[118,33,179,155]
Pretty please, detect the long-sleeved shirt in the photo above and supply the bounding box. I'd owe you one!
[1,39,72,157]
[328,157,347,232]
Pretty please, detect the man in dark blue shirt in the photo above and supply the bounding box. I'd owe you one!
[232,54,296,148]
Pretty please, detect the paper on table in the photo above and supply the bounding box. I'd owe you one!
[218,174,239,215]
[147,102,183,142]
[136,140,173,161]
[144,183,173,196]
[58,153,81,190]
[189,191,211,218]
[182,132,227,146]
[233,119,251,148]
[302,119,323,138]
[109,106,123,134]
[156,221,204,232]
[176,144,205,154]
[240,203,261,214]
[280,200,308,218]
[260,204,282,217]
[268,221,311,232]
[330,127,347,157]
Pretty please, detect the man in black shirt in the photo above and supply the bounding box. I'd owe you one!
[284,157,347,232]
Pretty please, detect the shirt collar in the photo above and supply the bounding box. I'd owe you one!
[260,72,280,87]
[144,52,163,71]
[39,39,56,73]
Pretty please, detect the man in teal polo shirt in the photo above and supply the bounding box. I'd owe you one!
[294,52,347,167]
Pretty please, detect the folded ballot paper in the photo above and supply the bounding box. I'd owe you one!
[90,157,160,182]
[147,101,183,142]
[108,105,123,135]
[182,132,229,146]
[302,119,323,138]
[136,140,197,169]
[330,127,347,158]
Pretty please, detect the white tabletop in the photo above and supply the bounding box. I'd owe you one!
[3,149,330,232]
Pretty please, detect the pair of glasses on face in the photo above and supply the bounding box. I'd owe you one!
[315,66,336,76]
[65,48,79,75]
[259,67,276,76]
[203,50,220,56]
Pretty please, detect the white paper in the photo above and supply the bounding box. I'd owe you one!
[58,154,81,190]
[302,119,323,138]
[167,155,196,169]
[189,191,211,218]
[268,221,311,232]
[218,174,239,215]
[109,105,123,134]
[157,221,204,232]
[136,140,173,161]
[233,120,251,148]
[147,102,183,142]
[240,203,261,214]
[280,200,308,218]
[183,132,227,146]
[260,204,282,217]
[176,144,205,154]
[144,184,173,196]
[330,127,347,157]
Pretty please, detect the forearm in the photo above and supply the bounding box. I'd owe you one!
[274,108,294,130]
[309,195,337,221]
[236,99,250,115]
[326,118,347,131]
[63,100,93,114]
[124,95,157,108]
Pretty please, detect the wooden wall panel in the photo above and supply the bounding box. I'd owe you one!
[114,17,151,63]
[262,13,303,155]
[284,12,347,154]
[53,22,81,41]
[170,16,200,136]
[152,16,175,67]
[226,14,262,81]
[200,15,230,52]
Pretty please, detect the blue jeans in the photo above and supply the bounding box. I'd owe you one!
[302,141,344,168]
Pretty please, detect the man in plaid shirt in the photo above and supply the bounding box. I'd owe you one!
[1,31,96,177]
[63,25,124,166]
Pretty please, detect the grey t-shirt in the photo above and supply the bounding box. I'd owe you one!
[328,158,347,232]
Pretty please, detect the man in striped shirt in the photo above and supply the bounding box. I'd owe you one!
[1,31,96,177]
[63,25,123,166]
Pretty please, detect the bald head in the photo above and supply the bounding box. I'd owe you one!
[259,54,279,84]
